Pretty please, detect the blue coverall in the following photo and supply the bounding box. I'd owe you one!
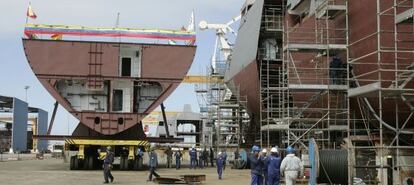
[103,151,114,183]
[189,149,197,169]
[263,156,269,185]
[148,151,159,181]
[216,154,224,179]
[250,154,264,185]
[175,151,181,169]
[267,155,282,185]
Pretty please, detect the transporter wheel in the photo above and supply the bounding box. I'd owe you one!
[133,158,139,170]
[74,157,79,170]
[120,157,128,171]
[138,157,143,170]
[88,156,94,170]
[70,156,76,170]
[83,157,89,170]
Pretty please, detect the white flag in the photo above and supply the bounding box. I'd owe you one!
[187,10,195,32]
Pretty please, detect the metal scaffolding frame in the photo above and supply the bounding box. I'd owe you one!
[195,62,249,151]
[260,0,349,150]
[347,0,414,184]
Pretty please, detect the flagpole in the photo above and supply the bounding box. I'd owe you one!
[25,2,30,24]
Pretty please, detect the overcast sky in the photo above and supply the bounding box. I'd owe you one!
[0,0,244,135]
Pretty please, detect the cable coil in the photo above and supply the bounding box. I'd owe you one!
[318,150,348,185]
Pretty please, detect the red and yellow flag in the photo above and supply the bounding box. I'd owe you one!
[26,3,37,19]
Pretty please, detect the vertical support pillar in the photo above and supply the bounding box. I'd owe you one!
[11,98,28,153]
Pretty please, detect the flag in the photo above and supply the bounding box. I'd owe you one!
[184,11,196,45]
[26,3,37,19]
[51,34,62,40]
[187,10,194,32]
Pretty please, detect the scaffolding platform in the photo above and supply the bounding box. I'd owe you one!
[316,4,347,19]
[261,124,289,131]
[283,43,347,52]
[348,82,414,97]
[395,8,414,24]
[288,84,348,91]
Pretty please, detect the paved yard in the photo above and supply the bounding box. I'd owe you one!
[0,159,250,185]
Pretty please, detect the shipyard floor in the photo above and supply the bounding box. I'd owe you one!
[0,158,250,185]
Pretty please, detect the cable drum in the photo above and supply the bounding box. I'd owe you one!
[317,150,348,185]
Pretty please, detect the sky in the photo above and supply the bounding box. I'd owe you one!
[0,0,244,135]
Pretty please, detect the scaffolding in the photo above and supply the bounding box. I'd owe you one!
[260,0,349,150]
[195,61,249,151]
[346,0,414,184]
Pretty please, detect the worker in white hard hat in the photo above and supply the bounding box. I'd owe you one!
[262,148,269,185]
[216,152,224,180]
[267,147,282,185]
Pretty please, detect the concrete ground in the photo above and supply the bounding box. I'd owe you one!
[0,159,250,185]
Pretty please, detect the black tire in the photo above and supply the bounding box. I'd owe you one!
[74,157,79,170]
[137,157,143,170]
[70,156,75,170]
[120,157,126,171]
[133,158,139,170]
[83,156,89,170]
[88,156,94,170]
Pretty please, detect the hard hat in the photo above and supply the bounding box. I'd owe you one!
[252,145,260,152]
[286,146,295,154]
[192,145,195,148]
[106,146,111,151]
[262,149,267,153]
[218,152,222,155]
[270,147,278,153]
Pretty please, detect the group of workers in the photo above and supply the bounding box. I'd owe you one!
[250,146,304,185]
[102,145,303,185]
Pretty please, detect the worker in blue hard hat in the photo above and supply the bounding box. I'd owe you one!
[267,147,282,185]
[280,146,304,185]
[250,145,265,185]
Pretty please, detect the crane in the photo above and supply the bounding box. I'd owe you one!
[199,15,241,72]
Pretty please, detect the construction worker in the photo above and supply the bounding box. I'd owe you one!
[165,146,173,168]
[103,146,114,184]
[330,56,343,85]
[222,150,228,170]
[250,145,265,185]
[267,147,281,185]
[262,149,269,185]
[202,148,209,167]
[216,152,224,180]
[199,150,204,169]
[209,147,215,167]
[175,149,182,169]
[280,146,304,185]
[189,146,197,169]
[147,147,160,181]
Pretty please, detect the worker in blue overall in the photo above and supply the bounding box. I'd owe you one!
[216,152,224,180]
[189,146,197,169]
[103,146,114,184]
[262,149,269,185]
[267,147,282,185]
[147,147,160,181]
[175,149,182,169]
[250,145,265,185]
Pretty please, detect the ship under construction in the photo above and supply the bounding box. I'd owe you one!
[196,0,414,184]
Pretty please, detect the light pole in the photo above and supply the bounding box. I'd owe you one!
[24,86,30,102]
